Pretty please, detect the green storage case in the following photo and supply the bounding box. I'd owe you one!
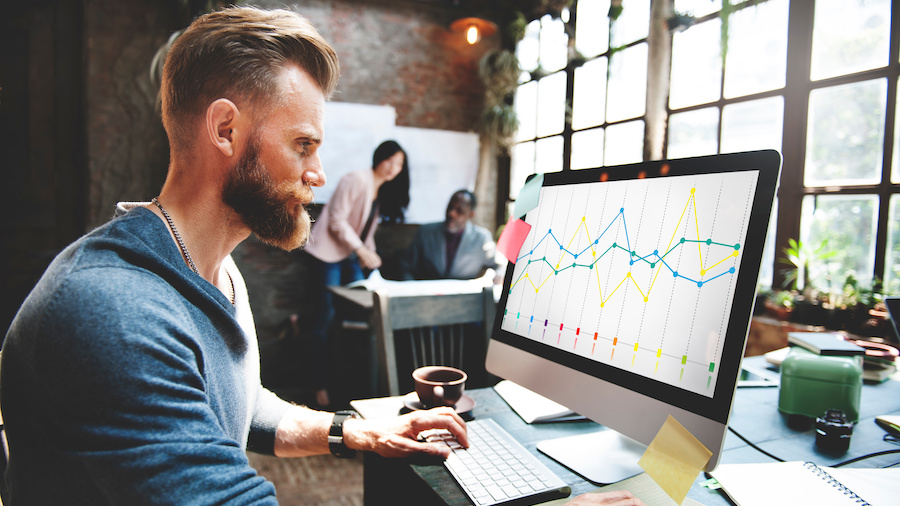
[778,347,863,422]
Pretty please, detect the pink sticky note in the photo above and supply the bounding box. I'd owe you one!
[496,217,532,264]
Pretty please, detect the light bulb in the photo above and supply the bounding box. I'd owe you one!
[466,24,479,44]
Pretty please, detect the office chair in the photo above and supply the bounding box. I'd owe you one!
[372,287,496,396]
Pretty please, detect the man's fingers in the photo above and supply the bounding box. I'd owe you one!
[410,407,469,448]
[566,491,647,505]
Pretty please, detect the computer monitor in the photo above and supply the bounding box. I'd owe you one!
[886,297,900,342]
[485,150,781,483]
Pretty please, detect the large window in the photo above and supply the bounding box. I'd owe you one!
[509,0,900,296]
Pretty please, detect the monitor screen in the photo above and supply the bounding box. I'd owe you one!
[486,150,781,481]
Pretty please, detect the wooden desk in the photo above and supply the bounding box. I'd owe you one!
[329,285,375,311]
[352,356,900,505]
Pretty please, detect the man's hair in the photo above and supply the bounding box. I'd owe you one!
[161,6,340,152]
[452,189,476,209]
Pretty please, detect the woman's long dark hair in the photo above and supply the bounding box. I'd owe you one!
[372,140,410,224]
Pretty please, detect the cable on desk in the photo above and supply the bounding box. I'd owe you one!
[727,426,785,462]
[832,449,900,468]
[729,426,900,468]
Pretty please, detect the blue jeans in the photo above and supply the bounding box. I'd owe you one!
[309,255,364,390]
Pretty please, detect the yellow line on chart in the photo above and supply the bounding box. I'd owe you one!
[555,218,590,271]
[602,273,631,306]
[595,258,604,303]
[693,188,704,271]
[649,189,695,295]
[703,250,740,274]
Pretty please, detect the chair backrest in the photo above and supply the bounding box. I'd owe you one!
[372,287,496,397]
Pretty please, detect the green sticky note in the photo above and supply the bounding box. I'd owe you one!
[513,173,544,219]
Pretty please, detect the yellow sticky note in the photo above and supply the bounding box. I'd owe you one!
[637,415,712,505]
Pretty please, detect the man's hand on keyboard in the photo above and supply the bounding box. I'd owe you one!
[343,406,469,458]
[565,490,647,505]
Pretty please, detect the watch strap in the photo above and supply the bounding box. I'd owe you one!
[328,410,359,458]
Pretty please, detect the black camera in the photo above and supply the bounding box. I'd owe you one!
[815,409,854,453]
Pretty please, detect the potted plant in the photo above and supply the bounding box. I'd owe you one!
[764,290,796,321]
[779,238,836,326]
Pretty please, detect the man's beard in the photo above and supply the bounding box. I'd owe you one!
[222,138,313,251]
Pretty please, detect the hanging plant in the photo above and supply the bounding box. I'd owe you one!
[477,48,522,146]
[479,49,521,104]
[480,104,520,147]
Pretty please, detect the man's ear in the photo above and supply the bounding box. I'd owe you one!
[206,98,241,157]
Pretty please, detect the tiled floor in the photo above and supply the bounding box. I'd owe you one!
[247,451,364,506]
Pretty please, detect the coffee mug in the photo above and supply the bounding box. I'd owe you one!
[412,365,467,408]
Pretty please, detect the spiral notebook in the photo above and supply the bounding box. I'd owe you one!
[710,461,899,506]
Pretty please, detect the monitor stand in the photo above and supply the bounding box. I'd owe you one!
[537,430,646,485]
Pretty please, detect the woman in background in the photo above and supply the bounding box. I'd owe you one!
[304,140,410,407]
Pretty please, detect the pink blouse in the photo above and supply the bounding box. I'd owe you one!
[304,169,379,263]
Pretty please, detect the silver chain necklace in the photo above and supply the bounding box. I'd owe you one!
[151,197,234,305]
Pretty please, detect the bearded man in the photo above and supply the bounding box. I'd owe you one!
[1,6,646,506]
[0,7,467,504]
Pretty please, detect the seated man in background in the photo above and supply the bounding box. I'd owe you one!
[401,190,503,283]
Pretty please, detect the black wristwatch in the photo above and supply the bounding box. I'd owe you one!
[328,410,359,458]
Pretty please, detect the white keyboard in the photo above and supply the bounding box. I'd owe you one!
[422,418,571,505]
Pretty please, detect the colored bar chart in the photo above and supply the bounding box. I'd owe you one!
[500,170,759,397]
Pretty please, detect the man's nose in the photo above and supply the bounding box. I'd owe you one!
[303,155,326,187]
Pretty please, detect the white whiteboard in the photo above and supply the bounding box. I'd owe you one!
[393,126,479,224]
[317,102,397,203]
[316,102,479,224]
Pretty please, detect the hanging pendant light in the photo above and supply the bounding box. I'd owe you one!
[450,16,497,45]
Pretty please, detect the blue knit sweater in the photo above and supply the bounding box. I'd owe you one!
[1,206,290,504]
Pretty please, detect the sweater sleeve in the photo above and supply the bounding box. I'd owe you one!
[325,171,370,253]
[10,266,279,505]
[247,386,292,455]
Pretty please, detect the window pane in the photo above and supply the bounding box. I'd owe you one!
[670,19,722,109]
[514,81,538,142]
[675,0,721,18]
[667,108,718,159]
[576,0,610,58]
[610,0,649,47]
[540,15,568,73]
[517,20,541,73]
[571,128,605,170]
[810,0,891,81]
[800,194,878,291]
[723,0,788,99]
[535,135,564,173]
[605,120,644,166]
[894,89,900,184]
[510,141,535,199]
[758,198,778,290]
[806,79,886,186]
[536,71,567,137]
[887,195,900,295]
[721,97,784,153]
[607,43,647,122]
[572,57,608,130]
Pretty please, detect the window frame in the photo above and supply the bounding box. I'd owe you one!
[506,0,900,294]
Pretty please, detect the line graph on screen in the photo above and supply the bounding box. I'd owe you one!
[500,170,759,397]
